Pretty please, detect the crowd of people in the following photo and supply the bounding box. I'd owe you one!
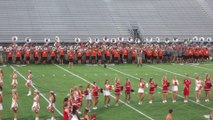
[0,39,212,66]
[0,67,212,120]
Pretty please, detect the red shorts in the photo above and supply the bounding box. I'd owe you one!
[92,92,98,97]
[184,88,190,96]
[115,90,120,95]
[149,90,155,94]
[162,87,168,93]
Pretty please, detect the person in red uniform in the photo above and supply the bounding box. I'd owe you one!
[114,77,122,106]
[85,49,90,64]
[123,48,128,63]
[193,48,200,63]
[138,78,145,105]
[77,50,82,64]
[84,108,90,120]
[92,82,99,110]
[105,49,111,63]
[42,49,47,64]
[125,78,132,104]
[15,49,21,64]
[149,78,157,104]
[34,49,39,64]
[204,74,212,102]
[204,48,210,62]
[131,49,136,64]
[158,48,163,63]
[152,48,158,64]
[113,49,119,64]
[7,50,13,64]
[59,47,65,64]
[50,48,56,64]
[63,102,70,120]
[162,76,170,103]
[183,75,191,102]
[145,48,152,63]
[187,48,193,63]
[25,49,31,65]
[68,50,74,68]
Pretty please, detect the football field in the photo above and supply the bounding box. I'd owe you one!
[1,63,213,120]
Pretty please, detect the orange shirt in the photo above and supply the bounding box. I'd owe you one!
[42,50,47,57]
[26,51,30,57]
[8,51,12,57]
[97,50,102,56]
[51,51,55,57]
[131,50,136,57]
[91,50,96,56]
[34,50,39,57]
[16,51,21,57]
[85,50,90,56]
[60,49,64,56]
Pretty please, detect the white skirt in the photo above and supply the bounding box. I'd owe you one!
[11,80,18,85]
[86,94,92,100]
[11,102,18,109]
[138,88,144,93]
[172,86,178,92]
[26,80,32,86]
[0,103,3,110]
[32,102,40,111]
[104,90,111,96]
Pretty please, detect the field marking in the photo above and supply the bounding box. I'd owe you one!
[190,64,213,72]
[54,64,154,120]
[10,65,63,116]
[107,66,213,111]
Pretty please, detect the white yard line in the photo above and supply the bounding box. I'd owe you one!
[107,66,213,111]
[54,64,154,120]
[10,65,63,116]
[190,64,213,72]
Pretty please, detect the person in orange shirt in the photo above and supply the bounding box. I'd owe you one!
[113,49,119,64]
[77,51,82,64]
[42,49,47,64]
[68,50,74,68]
[158,48,163,63]
[50,48,56,64]
[131,49,136,64]
[85,49,90,64]
[152,48,158,64]
[91,49,97,64]
[59,48,64,64]
[105,49,110,64]
[166,109,173,120]
[97,49,102,64]
[25,49,31,65]
[15,49,21,64]
[123,48,128,64]
[34,49,39,64]
[7,50,13,64]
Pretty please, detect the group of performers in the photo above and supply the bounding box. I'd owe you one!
[0,39,212,66]
[0,67,212,120]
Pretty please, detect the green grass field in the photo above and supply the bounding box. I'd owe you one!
[1,62,213,120]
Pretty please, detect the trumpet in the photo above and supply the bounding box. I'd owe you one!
[199,37,205,42]
[25,37,31,43]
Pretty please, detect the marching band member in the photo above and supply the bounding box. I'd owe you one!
[11,89,18,120]
[41,48,48,64]
[85,49,90,64]
[204,74,212,102]
[26,70,32,96]
[91,49,97,64]
[11,70,18,89]
[77,50,82,64]
[25,48,31,65]
[137,48,143,67]
[0,91,3,120]
[195,76,202,103]
[97,48,102,64]
[68,50,74,68]
[114,78,122,106]
[104,80,111,108]
[15,49,21,64]
[0,69,3,91]
[158,47,163,63]
[148,78,157,104]
[113,49,119,64]
[8,49,13,64]
[162,76,169,103]
[123,48,128,64]
[172,76,179,103]
[50,48,56,64]
[85,84,92,111]
[32,90,40,120]
[34,48,39,64]
[138,78,145,105]
[104,48,111,64]
[92,82,99,110]
[131,49,136,64]
[125,78,132,104]
[152,47,158,64]
[59,47,65,64]
[47,91,56,120]
[183,75,191,103]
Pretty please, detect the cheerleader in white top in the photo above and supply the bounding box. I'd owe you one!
[104,80,112,108]
[11,70,18,89]
[195,76,202,103]
[0,69,4,91]
[11,89,18,120]
[26,70,32,96]
[47,91,56,120]
[138,78,145,105]
[32,90,40,120]
[85,84,92,111]
[172,76,179,103]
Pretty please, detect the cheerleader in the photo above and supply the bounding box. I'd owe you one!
[26,70,32,96]
[138,78,145,105]
[92,82,99,110]
[71,105,80,120]
[0,69,3,91]
[183,75,191,103]
[63,102,70,120]
[47,91,56,120]
[195,76,202,103]
[125,78,132,104]
[85,84,92,111]
[104,80,111,108]
[172,76,179,103]
[32,90,40,120]
[11,70,18,89]
[11,89,18,120]
[84,108,90,120]
[204,74,212,102]
[114,78,122,106]
[162,76,169,103]
[78,85,84,114]
[148,78,157,104]
[0,91,3,120]
[73,86,82,114]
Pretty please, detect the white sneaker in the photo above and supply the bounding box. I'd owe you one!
[78,111,82,114]
[149,101,152,104]
[51,117,55,120]
[107,104,110,107]
[27,91,31,96]
[172,100,176,103]
[115,103,119,106]
[14,118,17,120]
[184,100,188,103]
[165,100,167,103]
[196,100,199,103]
[104,105,107,108]
[35,117,39,120]
[92,107,97,110]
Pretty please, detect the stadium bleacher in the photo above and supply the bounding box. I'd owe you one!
[0,0,213,43]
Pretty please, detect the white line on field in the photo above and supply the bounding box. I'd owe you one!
[10,65,63,116]
[190,64,213,72]
[107,66,213,111]
[54,64,154,120]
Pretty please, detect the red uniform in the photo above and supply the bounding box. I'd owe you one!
[8,51,12,58]
[125,81,131,93]
[162,80,169,93]
[183,79,191,96]
[63,108,69,120]
[34,50,39,58]
[204,78,212,91]
[149,83,157,94]
[92,85,99,97]
[158,49,163,57]
[115,82,121,95]
[42,50,47,58]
